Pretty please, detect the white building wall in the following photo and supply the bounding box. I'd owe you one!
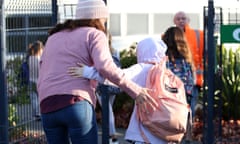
[107,0,239,51]
[57,0,240,51]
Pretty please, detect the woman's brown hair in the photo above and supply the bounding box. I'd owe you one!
[162,26,194,68]
[48,19,106,36]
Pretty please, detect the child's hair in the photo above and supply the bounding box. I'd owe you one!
[162,26,193,67]
[28,40,44,56]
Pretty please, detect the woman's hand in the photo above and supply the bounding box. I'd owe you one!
[68,63,85,78]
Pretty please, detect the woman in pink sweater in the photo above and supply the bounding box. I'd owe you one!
[37,0,154,144]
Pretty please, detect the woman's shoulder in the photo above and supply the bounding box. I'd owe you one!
[87,28,107,40]
[74,27,105,36]
[80,27,105,34]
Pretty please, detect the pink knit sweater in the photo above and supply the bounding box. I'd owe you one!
[37,27,141,107]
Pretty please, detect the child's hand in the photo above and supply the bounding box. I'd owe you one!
[68,63,85,78]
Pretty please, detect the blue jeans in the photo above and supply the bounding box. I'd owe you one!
[41,100,98,144]
[190,85,199,117]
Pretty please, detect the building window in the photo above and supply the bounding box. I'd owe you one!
[127,14,148,35]
[154,13,173,35]
[109,14,121,36]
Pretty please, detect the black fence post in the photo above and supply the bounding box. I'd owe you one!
[206,0,215,143]
[98,85,109,144]
[0,0,9,143]
[101,0,109,143]
[51,0,58,26]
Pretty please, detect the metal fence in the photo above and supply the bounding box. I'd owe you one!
[0,0,57,143]
[202,5,240,144]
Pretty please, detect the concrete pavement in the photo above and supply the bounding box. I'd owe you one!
[98,126,128,144]
[97,126,203,144]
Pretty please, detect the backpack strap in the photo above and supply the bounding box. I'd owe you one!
[139,122,150,143]
[137,110,150,143]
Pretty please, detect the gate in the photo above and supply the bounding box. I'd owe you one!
[0,0,57,143]
[202,5,240,144]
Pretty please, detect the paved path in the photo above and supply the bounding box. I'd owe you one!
[97,126,203,144]
[15,104,201,144]
[98,126,128,144]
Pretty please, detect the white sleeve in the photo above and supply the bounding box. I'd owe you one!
[82,66,105,83]
[82,64,145,87]
[83,66,120,87]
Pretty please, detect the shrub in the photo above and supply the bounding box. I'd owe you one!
[111,42,136,128]
[7,57,30,104]
[215,46,240,120]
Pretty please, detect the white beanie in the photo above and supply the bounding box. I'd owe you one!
[75,0,109,19]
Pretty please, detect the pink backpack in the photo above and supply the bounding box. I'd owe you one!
[137,57,190,143]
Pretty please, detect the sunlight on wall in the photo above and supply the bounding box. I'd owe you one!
[108,0,239,13]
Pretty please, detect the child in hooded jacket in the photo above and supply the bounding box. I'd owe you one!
[68,37,169,144]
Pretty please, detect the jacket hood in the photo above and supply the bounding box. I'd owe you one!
[137,37,167,63]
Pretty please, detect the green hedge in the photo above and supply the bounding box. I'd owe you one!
[216,46,240,119]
